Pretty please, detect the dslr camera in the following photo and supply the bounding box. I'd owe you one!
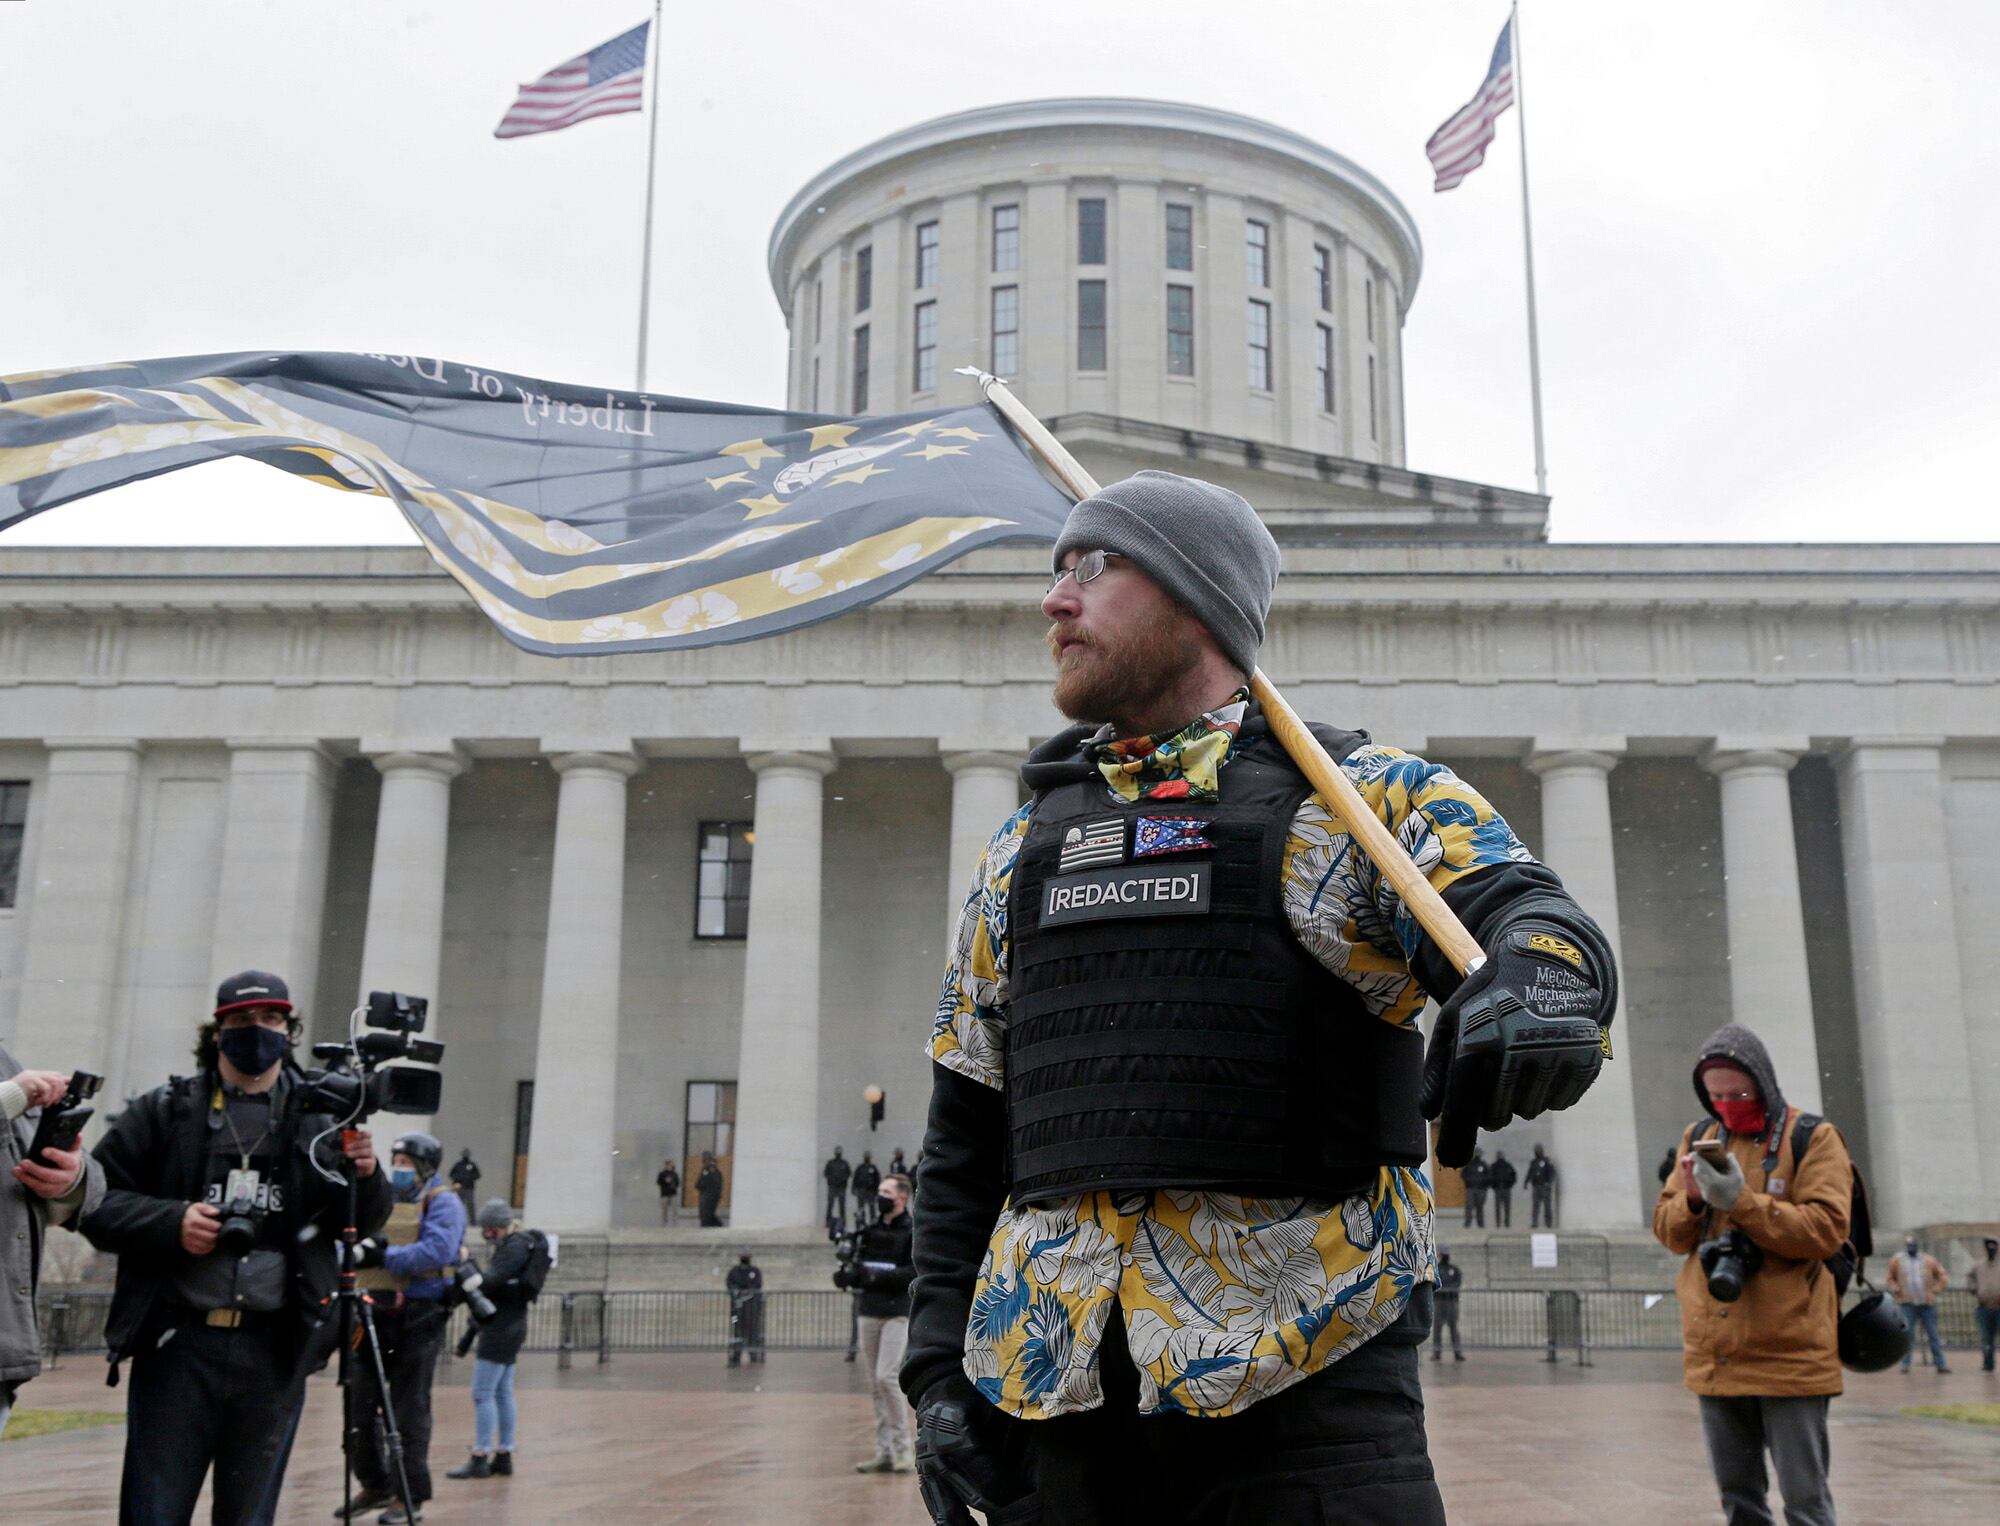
[1697,1228,1765,1302]
[295,990,445,1122]
[216,1182,267,1258]
[830,1225,865,1291]
[447,1257,501,1356]
[444,1258,498,1323]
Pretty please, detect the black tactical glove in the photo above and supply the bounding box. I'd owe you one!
[353,1237,386,1271]
[831,1264,859,1292]
[915,1372,1034,1526]
[1422,916,1612,1168]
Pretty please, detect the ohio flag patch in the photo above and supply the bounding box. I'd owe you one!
[1134,816,1214,857]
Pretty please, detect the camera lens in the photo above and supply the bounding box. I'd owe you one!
[217,1215,258,1258]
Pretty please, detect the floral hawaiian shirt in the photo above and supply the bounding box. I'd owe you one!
[930,699,1537,1420]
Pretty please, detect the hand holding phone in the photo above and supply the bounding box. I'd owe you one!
[1689,1138,1730,1164]
[27,1070,103,1167]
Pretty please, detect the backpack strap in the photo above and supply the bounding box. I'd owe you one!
[1790,1110,1821,1171]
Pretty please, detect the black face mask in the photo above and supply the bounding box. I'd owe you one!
[217,1025,290,1076]
[879,1195,898,1217]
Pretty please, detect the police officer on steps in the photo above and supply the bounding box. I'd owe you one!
[903,472,1619,1523]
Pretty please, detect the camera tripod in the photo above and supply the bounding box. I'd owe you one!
[320,1153,422,1524]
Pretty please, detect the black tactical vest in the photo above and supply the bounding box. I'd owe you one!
[1004,723,1428,1205]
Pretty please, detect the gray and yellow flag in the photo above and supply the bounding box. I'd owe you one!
[0,351,1074,654]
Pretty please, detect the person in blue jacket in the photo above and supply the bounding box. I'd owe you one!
[340,1129,467,1522]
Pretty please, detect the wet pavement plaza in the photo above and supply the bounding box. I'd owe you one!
[8,1347,1997,1523]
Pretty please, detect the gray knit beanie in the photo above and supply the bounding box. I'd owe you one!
[476,1197,516,1231]
[1052,470,1280,677]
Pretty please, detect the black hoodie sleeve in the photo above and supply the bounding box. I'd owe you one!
[900,1061,1007,1405]
[80,1085,188,1260]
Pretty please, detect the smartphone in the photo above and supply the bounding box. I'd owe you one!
[26,1070,103,1167]
[1689,1138,1730,1164]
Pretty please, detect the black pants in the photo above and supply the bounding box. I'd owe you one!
[729,1295,765,1362]
[1431,1298,1463,1358]
[1492,1189,1512,1227]
[1014,1310,1445,1524]
[120,1319,306,1525]
[1462,1190,1485,1227]
[352,1299,449,1504]
[1530,1186,1555,1228]
[698,1193,723,1226]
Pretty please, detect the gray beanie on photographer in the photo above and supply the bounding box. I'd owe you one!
[1052,470,1280,678]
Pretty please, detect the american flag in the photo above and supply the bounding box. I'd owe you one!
[494,21,650,140]
[1426,19,1516,192]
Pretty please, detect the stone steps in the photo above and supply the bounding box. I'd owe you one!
[544,1224,1689,1293]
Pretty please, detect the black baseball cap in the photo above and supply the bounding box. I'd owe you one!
[214,970,294,1017]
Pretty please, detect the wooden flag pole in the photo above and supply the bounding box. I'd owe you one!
[960,367,1486,976]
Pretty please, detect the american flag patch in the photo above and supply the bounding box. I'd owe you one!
[1059,818,1126,873]
[1134,816,1214,857]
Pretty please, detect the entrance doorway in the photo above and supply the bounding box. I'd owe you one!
[683,1080,736,1212]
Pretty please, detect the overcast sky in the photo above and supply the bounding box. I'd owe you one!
[4,1,1995,547]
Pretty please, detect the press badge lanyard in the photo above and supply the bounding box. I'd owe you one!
[213,1085,273,1216]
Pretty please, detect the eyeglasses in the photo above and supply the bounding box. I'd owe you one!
[1046,549,1123,594]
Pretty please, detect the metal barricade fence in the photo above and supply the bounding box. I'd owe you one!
[1481,1235,1612,1287]
[1582,1290,1685,1351]
[33,1289,113,1364]
[1934,1288,1981,1349]
[40,1284,1991,1368]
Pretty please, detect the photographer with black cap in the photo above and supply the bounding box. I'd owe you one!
[342,1127,467,1522]
[78,969,390,1525]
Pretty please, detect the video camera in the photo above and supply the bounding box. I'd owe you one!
[830,1224,865,1291]
[296,990,444,1121]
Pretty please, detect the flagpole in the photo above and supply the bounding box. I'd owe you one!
[1510,1,1549,497]
[634,0,665,391]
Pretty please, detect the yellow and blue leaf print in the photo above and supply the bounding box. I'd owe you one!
[964,1171,1436,1420]
[923,726,1532,1420]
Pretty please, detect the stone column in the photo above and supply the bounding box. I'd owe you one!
[210,741,337,1003]
[1702,744,1822,1111]
[523,750,640,1229]
[1835,740,1984,1227]
[729,747,836,1229]
[941,750,1024,946]
[13,741,143,1086]
[1524,744,1643,1227]
[356,748,464,1130]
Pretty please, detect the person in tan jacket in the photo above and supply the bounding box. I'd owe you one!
[1885,1235,1951,1372]
[1654,1023,1851,1526]
[1970,1237,2000,1373]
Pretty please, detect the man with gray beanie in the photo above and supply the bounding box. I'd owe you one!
[905,470,1619,1524]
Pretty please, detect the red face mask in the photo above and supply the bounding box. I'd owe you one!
[1713,1098,1767,1136]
